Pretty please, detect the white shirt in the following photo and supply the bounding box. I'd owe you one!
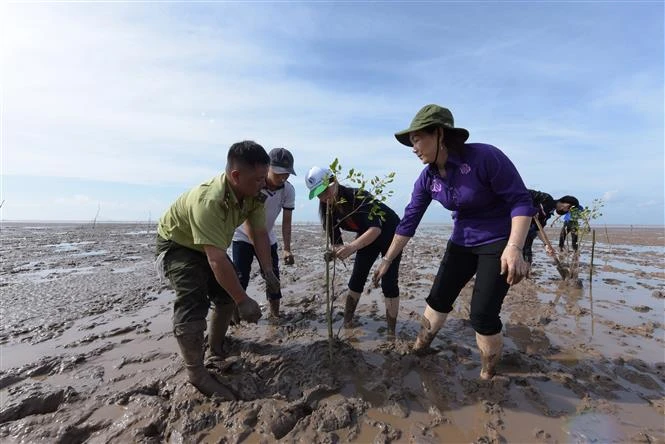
[233,181,296,246]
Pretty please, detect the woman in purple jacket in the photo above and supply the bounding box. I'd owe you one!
[373,104,536,380]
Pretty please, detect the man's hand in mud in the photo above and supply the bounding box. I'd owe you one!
[283,250,295,266]
[237,296,262,323]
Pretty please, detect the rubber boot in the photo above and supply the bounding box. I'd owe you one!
[476,332,503,380]
[174,320,236,399]
[384,297,399,337]
[269,299,280,318]
[343,291,361,328]
[208,305,233,359]
[413,304,447,353]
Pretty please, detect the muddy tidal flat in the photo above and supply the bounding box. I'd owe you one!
[0,223,663,443]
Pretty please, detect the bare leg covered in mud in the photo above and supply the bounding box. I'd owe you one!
[268,298,280,318]
[384,297,399,337]
[413,304,448,353]
[343,290,361,328]
[476,332,503,380]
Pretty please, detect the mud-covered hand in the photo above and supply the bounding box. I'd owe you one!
[545,245,556,257]
[500,244,529,285]
[372,258,391,288]
[283,250,295,266]
[334,244,356,261]
[323,250,335,263]
[264,269,281,294]
[237,296,262,323]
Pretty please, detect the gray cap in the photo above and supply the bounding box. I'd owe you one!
[269,148,296,175]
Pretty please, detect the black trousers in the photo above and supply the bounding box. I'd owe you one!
[426,239,510,336]
[348,241,401,298]
[559,221,579,251]
[232,240,281,300]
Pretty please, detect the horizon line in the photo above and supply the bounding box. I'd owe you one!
[1,220,663,229]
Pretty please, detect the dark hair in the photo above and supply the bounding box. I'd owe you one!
[227,140,270,171]
[558,195,580,207]
[421,125,465,156]
[317,176,340,226]
[317,182,371,237]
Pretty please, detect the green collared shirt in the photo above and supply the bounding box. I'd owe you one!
[157,174,266,252]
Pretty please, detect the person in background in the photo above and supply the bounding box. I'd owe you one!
[559,203,583,252]
[232,148,296,319]
[524,190,579,263]
[373,104,535,379]
[155,141,280,398]
[306,166,402,337]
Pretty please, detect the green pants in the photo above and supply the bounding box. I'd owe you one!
[156,235,235,325]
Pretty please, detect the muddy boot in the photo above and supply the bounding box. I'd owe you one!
[476,332,503,380]
[268,299,280,318]
[174,320,236,400]
[208,305,233,360]
[343,291,361,328]
[384,297,399,337]
[413,305,447,353]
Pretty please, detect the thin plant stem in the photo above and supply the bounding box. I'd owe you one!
[589,268,594,337]
[589,229,596,283]
[92,203,101,229]
[325,201,333,362]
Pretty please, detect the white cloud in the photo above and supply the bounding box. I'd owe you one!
[602,190,619,202]
[2,4,416,189]
[590,71,664,120]
[54,195,94,205]
[1,3,663,224]
[637,200,658,208]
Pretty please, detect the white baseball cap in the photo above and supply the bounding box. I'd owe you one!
[305,166,333,200]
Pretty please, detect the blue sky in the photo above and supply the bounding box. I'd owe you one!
[1,2,663,225]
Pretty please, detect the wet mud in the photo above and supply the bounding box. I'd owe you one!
[0,223,663,443]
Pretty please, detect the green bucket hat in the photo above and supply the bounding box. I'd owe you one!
[394,104,470,147]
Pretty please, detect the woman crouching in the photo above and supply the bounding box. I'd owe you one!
[306,166,402,337]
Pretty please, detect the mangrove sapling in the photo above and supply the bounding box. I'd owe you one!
[562,198,605,283]
[321,158,395,361]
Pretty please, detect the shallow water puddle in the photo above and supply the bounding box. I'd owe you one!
[0,291,172,371]
[88,404,128,424]
[18,266,97,281]
[358,406,477,442]
[46,241,96,252]
[76,250,109,257]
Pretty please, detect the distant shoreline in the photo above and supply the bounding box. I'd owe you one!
[1,220,663,229]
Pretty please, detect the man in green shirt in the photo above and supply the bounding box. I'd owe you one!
[156,140,280,398]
